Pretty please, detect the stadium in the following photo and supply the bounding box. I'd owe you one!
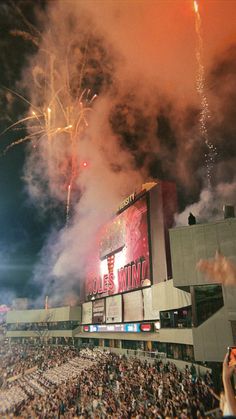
[1,0,236,415]
[1,181,236,416]
[5,181,236,364]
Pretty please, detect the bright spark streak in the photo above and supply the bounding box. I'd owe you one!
[2,129,45,154]
[1,82,95,224]
[66,183,72,226]
[0,114,41,137]
[193,0,217,187]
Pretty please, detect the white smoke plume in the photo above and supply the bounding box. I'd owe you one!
[21,1,149,304]
[17,0,236,305]
[175,180,236,226]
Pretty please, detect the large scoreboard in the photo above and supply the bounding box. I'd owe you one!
[82,181,177,327]
[86,194,151,298]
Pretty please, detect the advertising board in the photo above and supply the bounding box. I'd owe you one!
[83,322,153,333]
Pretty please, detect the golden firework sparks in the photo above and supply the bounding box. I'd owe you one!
[193,0,217,187]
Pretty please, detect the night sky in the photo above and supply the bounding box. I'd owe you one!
[0,0,62,303]
[0,0,235,306]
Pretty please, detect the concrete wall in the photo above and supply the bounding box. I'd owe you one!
[149,182,167,284]
[169,218,236,287]
[68,306,82,321]
[74,328,192,345]
[158,328,193,345]
[6,330,73,338]
[193,306,234,362]
[169,218,236,362]
[152,279,191,311]
[149,181,177,284]
[6,306,81,324]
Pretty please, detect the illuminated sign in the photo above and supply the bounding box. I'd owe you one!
[140,323,153,332]
[83,322,154,333]
[154,321,160,331]
[87,259,148,296]
[86,196,151,298]
[118,192,136,212]
[90,325,98,332]
[83,325,89,332]
[117,259,147,293]
[124,323,140,332]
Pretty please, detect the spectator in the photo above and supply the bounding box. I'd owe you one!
[0,344,218,418]
[222,352,236,418]
[188,212,196,225]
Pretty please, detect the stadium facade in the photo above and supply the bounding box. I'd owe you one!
[6,181,236,364]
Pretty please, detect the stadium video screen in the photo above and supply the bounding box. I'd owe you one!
[86,195,151,298]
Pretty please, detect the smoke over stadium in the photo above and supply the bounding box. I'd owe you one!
[0,0,235,304]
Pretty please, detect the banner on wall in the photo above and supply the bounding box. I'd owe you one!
[106,295,122,323]
[143,287,160,321]
[82,302,92,324]
[123,290,144,322]
[92,299,105,324]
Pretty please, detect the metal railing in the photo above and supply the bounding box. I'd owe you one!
[126,348,167,359]
[102,346,166,360]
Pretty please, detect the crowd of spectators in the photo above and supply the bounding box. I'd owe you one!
[0,342,220,418]
[0,343,79,382]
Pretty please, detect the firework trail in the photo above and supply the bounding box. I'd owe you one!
[193,0,217,187]
[0,1,98,224]
[1,68,96,224]
[66,183,72,225]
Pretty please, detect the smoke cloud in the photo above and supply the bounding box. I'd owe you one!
[175,181,236,226]
[15,0,236,304]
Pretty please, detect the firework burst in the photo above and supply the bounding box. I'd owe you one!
[1,30,97,224]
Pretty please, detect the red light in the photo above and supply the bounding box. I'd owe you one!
[140,323,152,332]
[82,161,88,168]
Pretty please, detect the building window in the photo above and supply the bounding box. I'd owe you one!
[160,306,192,328]
[194,285,224,326]
[104,339,110,347]
[166,343,194,361]
[122,340,141,350]
[231,321,236,345]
